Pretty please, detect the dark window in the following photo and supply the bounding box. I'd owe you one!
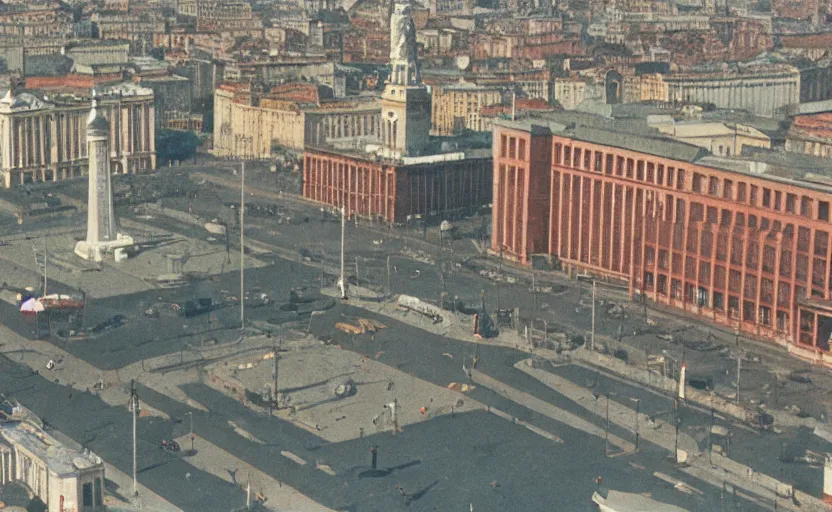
[676,169,685,190]
[554,143,562,164]
[737,182,747,202]
[762,188,771,208]
[518,139,526,160]
[786,193,796,214]
[708,177,719,196]
[820,201,830,221]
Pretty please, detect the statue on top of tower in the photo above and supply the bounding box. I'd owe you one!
[389,0,419,84]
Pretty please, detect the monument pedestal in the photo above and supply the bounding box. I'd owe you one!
[74,233,135,262]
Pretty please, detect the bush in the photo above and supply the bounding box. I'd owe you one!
[155,130,202,164]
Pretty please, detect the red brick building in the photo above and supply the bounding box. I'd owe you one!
[493,119,832,363]
[303,148,492,224]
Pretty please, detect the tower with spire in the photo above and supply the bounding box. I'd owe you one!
[75,90,134,262]
[380,0,430,158]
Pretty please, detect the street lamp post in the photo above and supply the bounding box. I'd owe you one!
[186,411,194,452]
[338,206,347,299]
[240,161,246,338]
[604,393,610,457]
[630,398,640,451]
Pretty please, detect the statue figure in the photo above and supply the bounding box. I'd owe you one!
[389,0,419,80]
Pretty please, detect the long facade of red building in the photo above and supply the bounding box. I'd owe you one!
[303,148,492,224]
[493,120,832,364]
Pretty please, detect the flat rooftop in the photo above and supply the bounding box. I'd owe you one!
[495,115,832,194]
[0,421,103,477]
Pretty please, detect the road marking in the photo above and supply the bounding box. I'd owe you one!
[228,421,265,444]
[281,451,307,466]
[654,472,703,495]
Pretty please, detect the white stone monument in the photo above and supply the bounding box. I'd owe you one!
[75,90,134,262]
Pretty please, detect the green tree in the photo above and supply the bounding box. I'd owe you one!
[155,130,202,164]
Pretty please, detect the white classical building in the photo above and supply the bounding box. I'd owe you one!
[0,421,105,512]
[664,64,800,118]
[0,82,156,189]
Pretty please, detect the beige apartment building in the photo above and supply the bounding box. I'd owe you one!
[213,83,381,156]
[430,82,502,136]
[652,119,771,156]
[0,83,156,189]
[1,421,106,512]
[622,73,669,103]
[552,78,586,110]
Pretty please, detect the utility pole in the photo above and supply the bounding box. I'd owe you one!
[130,379,139,496]
[386,255,391,296]
[338,206,347,299]
[43,235,47,295]
[735,354,741,406]
[496,247,503,311]
[186,411,194,453]
[240,161,245,338]
[604,393,610,457]
[709,397,714,465]
[674,397,680,463]
[631,398,640,452]
[274,326,282,409]
[531,264,537,317]
[591,280,596,351]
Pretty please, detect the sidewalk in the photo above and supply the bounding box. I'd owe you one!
[518,359,826,512]
[174,434,334,512]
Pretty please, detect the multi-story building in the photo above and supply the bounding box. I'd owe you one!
[135,74,192,130]
[93,13,166,47]
[65,42,130,67]
[664,64,800,118]
[0,420,106,512]
[552,79,586,110]
[0,82,156,188]
[212,82,381,155]
[302,0,492,224]
[773,0,819,21]
[303,147,492,224]
[786,113,832,159]
[622,73,669,104]
[195,0,261,32]
[430,82,502,136]
[651,120,771,157]
[493,117,832,363]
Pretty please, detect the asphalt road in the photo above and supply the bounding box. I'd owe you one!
[0,320,769,512]
[0,169,807,510]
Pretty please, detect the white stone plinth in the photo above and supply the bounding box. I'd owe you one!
[74,233,135,262]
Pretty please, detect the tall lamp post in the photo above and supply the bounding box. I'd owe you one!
[186,411,194,452]
[240,161,246,338]
[338,206,347,299]
[630,398,640,452]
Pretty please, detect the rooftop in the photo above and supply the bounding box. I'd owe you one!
[0,421,102,477]
[495,116,832,194]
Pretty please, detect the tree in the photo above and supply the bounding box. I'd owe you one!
[155,130,202,164]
